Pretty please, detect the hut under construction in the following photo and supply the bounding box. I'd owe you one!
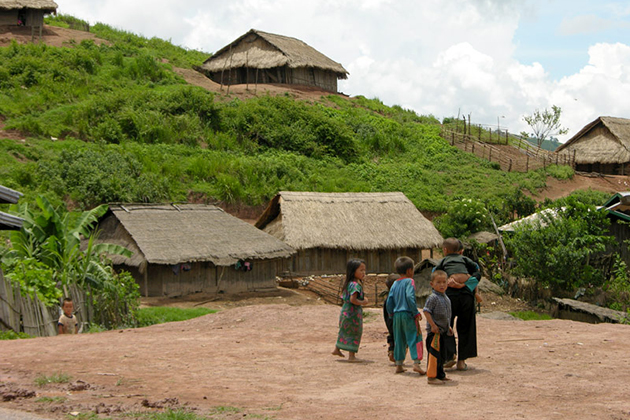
[0,0,57,35]
[95,204,295,297]
[255,191,444,275]
[555,116,630,175]
[199,29,348,92]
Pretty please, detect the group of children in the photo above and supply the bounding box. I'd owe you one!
[332,238,481,385]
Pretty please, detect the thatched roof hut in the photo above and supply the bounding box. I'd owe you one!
[0,0,57,28]
[256,192,443,274]
[97,204,295,297]
[556,116,630,174]
[0,185,23,230]
[199,29,348,92]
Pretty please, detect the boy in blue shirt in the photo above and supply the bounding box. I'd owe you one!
[386,256,425,375]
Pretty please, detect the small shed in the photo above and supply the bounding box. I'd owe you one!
[0,0,57,29]
[95,204,295,297]
[0,185,23,230]
[556,116,630,175]
[255,191,444,275]
[199,29,348,92]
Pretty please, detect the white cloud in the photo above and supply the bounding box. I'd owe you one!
[559,14,630,35]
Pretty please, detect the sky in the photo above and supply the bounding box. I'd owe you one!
[57,0,630,142]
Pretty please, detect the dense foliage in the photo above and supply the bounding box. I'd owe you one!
[0,22,556,214]
[505,198,614,293]
[0,196,139,328]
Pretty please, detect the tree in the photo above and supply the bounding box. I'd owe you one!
[522,105,569,148]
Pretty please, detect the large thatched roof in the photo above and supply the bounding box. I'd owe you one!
[555,116,630,164]
[201,29,348,77]
[98,204,295,267]
[0,0,57,11]
[255,192,443,250]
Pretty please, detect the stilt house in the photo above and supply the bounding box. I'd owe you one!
[200,29,348,92]
[556,116,630,175]
[255,192,444,275]
[0,0,57,30]
[95,204,295,297]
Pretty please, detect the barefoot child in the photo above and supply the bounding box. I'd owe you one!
[386,256,425,375]
[423,270,455,385]
[58,297,78,335]
[332,259,369,361]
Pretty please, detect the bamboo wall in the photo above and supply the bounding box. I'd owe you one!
[0,9,45,27]
[131,258,284,297]
[289,247,424,276]
[209,66,339,92]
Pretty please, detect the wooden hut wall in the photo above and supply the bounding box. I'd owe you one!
[138,259,280,297]
[290,248,423,275]
[209,66,337,92]
[0,10,18,26]
[609,219,630,267]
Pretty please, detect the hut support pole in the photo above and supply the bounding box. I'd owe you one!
[144,269,148,298]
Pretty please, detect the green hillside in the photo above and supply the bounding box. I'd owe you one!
[0,15,558,221]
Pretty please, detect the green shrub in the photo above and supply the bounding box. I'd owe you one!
[509,311,552,321]
[0,330,32,340]
[434,198,491,238]
[136,307,216,327]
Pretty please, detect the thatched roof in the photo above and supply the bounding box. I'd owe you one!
[201,29,348,77]
[0,0,57,11]
[255,191,443,250]
[0,185,22,204]
[467,231,498,244]
[98,204,295,267]
[555,116,630,164]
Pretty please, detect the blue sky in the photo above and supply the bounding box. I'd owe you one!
[514,1,630,80]
[57,0,630,142]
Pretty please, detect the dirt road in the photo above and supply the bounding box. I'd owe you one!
[1,300,629,420]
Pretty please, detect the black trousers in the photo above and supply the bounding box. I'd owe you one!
[426,332,456,379]
[446,288,477,360]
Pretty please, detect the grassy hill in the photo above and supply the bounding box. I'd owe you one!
[0,15,565,225]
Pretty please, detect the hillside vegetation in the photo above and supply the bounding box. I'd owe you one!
[1,15,559,220]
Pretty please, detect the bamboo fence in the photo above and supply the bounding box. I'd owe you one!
[0,272,91,337]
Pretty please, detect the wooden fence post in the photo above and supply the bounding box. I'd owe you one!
[489,147,492,162]
[478,125,481,141]
[526,154,529,172]
[505,129,509,145]
[451,132,455,146]
[508,158,512,172]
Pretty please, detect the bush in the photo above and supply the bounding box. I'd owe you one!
[434,198,491,238]
[505,198,614,293]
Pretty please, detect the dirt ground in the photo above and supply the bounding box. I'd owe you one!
[2,288,630,420]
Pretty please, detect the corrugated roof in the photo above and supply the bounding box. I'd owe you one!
[0,185,23,204]
[98,204,295,266]
[255,191,443,250]
[0,211,23,230]
[201,29,348,77]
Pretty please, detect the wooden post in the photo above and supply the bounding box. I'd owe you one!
[526,154,529,172]
[508,158,512,172]
[255,67,259,94]
[478,124,481,141]
[472,143,475,153]
[573,150,576,168]
[245,50,249,91]
[556,154,558,165]
[226,50,234,95]
[451,132,454,146]
[489,147,492,162]
[505,129,509,145]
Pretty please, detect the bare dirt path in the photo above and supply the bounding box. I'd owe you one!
[1,294,629,420]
